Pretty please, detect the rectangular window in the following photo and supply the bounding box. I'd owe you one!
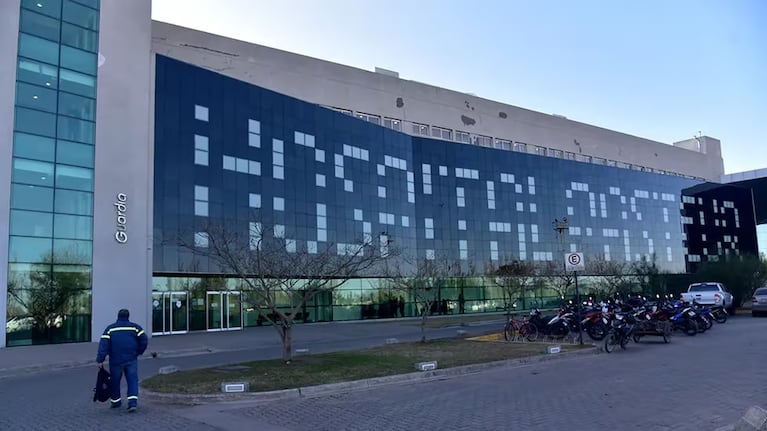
[248,193,261,208]
[272,139,284,180]
[18,33,59,65]
[62,0,99,30]
[513,142,527,152]
[459,240,468,260]
[383,117,401,131]
[494,139,512,150]
[61,21,98,52]
[458,220,467,230]
[456,187,465,207]
[424,218,434,239]
[60,45,97,75]
[455,131,470,144]
[273,197,285,211]
[431,126,452,140]
[355,112,380,125]
[315,174,326,188]
[411,122,429,136]
[57,115,95,144]
[56,140,93,168]
[22,0,63,19]
[377,186,386,198]
[10,209,53,237]
[473,135,492,147]
[13,158,54,187]
[16,81,58,113]
[15,107,57,138]
[58,91,96,120]
[534,146,546,156]
[53,213,92,240]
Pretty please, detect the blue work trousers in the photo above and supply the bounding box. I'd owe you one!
[109,359,139,407]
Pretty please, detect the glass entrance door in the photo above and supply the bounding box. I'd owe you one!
[206,291,242,331]
[151,291,189,335]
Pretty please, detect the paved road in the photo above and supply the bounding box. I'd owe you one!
[1,316,765,430]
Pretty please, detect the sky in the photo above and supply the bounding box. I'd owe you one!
[151,0,767,175]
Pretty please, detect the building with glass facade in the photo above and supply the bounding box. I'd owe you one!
[1,1,763,346]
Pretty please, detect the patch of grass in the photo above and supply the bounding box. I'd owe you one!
[142,338,591,394]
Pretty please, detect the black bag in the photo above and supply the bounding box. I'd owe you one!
[93,368,111,402]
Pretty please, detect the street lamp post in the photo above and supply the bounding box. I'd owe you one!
[552,217,583,345]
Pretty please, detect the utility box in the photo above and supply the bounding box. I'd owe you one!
[415,361,438,371]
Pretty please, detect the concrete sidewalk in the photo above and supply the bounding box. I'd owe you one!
[0,316,507,379]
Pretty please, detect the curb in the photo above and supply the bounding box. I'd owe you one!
[0,346,227,381]
[142,345,600,405]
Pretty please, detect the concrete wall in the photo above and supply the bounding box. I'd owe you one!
[151,21,724,182]
[0,0,21,348]
[91,0,153,340]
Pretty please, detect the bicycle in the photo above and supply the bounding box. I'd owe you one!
[503,314,538,342]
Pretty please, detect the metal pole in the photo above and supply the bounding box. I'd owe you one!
[575,270,583,345]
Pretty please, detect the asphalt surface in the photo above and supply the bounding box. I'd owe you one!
[1,316,765,430]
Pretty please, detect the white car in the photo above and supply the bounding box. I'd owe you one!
[681,282,734,312]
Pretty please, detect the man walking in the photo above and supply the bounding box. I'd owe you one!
[96,309,148,412]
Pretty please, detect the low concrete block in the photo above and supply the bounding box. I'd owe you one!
[415,361,438,371]
[546,345,561,354]
[385,338,399,344]
[158,365,179,375]
[456,330,468,336]
[295,348,310,355]
[735,406,767,431]
[221,382,249,393]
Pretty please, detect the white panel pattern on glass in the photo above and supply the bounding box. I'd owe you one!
[459,240,468,260]
[194,135,209,166]
[286,239,296,253]
[354,209,363,221]
[194,185,209,217]
[344,179,353,192]
[456,168,479,179]
[489,222,512,233]
[500,173,515,183]
[604,245,611,261]
[223,155,260,175]
[315,174,326,187]
[343,144,369,161]
[516,202,524,212]
[425,218,434,239]
[407,171,415,203]
[248,193,261,208]
[426,249,435,260]
[249,222,261,250]
[316,204,327,242]
[274,224,285,239]
[490,241,499,261]
[528,176,535,195]
[194,232,209,248]
[249,120,260,148]
[294,131,315,148]
[378,212,395,225]
[456,187,465,207]
[422,164,432,194]
[273,197,284,211]
[458,220,467,230]
[384,155,407,170]
[487,181,495,209]
[194,104,208,122]
[439,166,447,176]
[273,139,284,179]
[307,241,318,254]
[401,216,409,227]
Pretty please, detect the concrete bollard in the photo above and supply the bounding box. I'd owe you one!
[158,365,179,375]
[415,361,438,371]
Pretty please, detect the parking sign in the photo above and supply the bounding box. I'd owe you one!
[565,252,585,271]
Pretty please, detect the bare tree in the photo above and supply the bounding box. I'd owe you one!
[385,255,453,343]
[538,260,575,301]
[180,218,390,363]
[6,250,90,340]
[632,254,667,297]
[588,255,634,298]
[487,259,537,318]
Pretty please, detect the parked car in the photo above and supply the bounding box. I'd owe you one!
[751,287,767,317]
[681,282,734,313]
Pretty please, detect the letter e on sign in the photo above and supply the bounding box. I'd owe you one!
[565,252,585,271]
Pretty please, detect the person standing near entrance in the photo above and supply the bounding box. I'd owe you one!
[96,309,148,412]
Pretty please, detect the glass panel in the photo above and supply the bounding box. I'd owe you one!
[12,158,55,187]
[17,58,59,89]
[14,107,57,138]
[55,164,93,191]
[207,293,222,330]
[58,92,95,120]
[61,22,98,52]
[15,81,58,113]
[11,184,54,212]
[18,33,59,65]
[56,140,94,167]
[59,68,96,98]
[21,0,62,19]
[226,292,242,329]
[54,189,92,215]
[60,46,97,75]
[152,292,164,334]
[10,210,53,237]
[53,213,92,240]
[8,236,53,263]
[62,0,99,30]
[171,292,188,332]
[72,0,99,9]
[20,8,61,42]
[52,238,92,264]
[57,115,95,144]
[13,133,55,162]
